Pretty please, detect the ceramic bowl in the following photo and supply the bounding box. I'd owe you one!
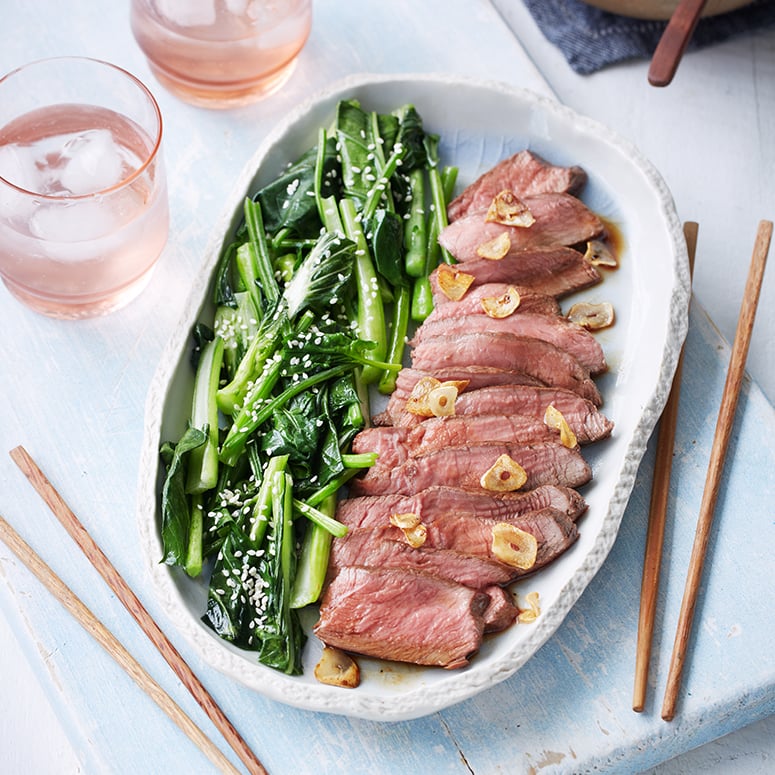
[582,0,752,20]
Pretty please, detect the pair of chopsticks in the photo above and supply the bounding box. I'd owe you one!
[633,219,772,718]
[1,446,269,775]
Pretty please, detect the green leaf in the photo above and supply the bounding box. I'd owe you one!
[394,104,428,172]
[212,242,238,308]
[377,112,400,157]
[260,392,321,478]
[282,231,356,320]
[370,208,407,288]
[255,140,339,238]
[159,426,207,567]
[201,524,252,643]
[335,99,373,207]
[253,469,305,673]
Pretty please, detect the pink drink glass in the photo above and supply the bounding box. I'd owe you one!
[0,57,169,319]
[130,0,312,109]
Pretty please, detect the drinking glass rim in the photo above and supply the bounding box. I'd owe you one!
[0,55,164,200]
[130,0,313,44]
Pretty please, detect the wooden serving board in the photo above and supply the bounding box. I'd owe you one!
[2,302,773,774]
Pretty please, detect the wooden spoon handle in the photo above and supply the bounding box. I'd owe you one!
[648,0,708,87]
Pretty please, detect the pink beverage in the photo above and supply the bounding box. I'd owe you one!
[0,58,168,319]
[130,0,312,108]
[0,106,168,318]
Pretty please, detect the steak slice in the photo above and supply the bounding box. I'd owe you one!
[353,415,560,468]
[447,150,588,222]
[332,507,579,575]
[482,585,520,633]
[349,441,592,496]
[380,366,545,427]
[313,565,488,669]
[325,540,518,634]
[449,384,613,443]
[335,484,587,529]
[428,282,561,317]
[440,193,604,259]
[429,248,601,299]
[384,378,612,441]
[409,331,602,406]
[410,311,607,375]
[328,531,517,588]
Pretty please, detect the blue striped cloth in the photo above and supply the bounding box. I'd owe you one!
[523,0,775,74]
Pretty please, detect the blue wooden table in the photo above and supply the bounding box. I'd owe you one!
[1,2,773,773]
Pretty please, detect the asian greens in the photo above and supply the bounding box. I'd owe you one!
[158,99,457,675]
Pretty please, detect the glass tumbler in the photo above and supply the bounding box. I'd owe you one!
[130,0,313,109]
[0,57,169,319]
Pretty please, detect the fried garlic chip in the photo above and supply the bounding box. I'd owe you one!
[584,239,618,268]
[476,231,511,260]
[480,454,528,492]
[405,376,442,417]
[389,511,427,547]
[390,512,421,530]
[480,285,521,318]
[517,591,541,624]
[314,646,361,688]
[485,190,536,228]
[405,377,466,417]
[437,263,475,301]
[402,522,428,548]
[544,404,578,449]
[491,523,538,570]
[567,301,615,330]
[428,384,459,417]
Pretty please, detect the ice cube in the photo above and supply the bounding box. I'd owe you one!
[154,0,216,27]
[225,0,251,16]
[59,129,126,196]
[0,142,47,193]
[29,198,121,245]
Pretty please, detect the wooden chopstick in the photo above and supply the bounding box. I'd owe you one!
[648,0,708,87]
[0,514,242,775]
[632,221,698,713]
[661,219,772,721]
[9,445,269,775]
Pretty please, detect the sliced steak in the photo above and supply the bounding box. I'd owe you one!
[335,484,587,530]
[353,414,560,468]
[482,585,520,633]
[410,311,607,375]
[333,507,579,575]
[428,282,561,317]
[448,151,588,221]
[352,426,410,466]
[429,248,601,299]
[328,531,517,588]
[409,331,602,406]
[349,441,592,496]
[384,379,613,441]
[327,540,517,637]
[313,565,488,669]
[449,384,613,443]
[380,365,545,427]
[415,506,580,572]
[439,193,604,259]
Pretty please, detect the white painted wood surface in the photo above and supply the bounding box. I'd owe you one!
[1,1,773,773]
[493,0,775,407]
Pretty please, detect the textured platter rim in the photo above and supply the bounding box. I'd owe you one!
[136,72,690,721]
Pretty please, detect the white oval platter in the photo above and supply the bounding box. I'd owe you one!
[137,73,691,721]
